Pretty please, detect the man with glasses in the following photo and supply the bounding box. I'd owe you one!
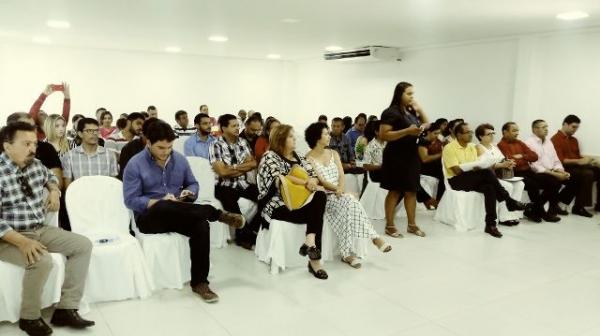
[209,114,259,250]
[498,122,562,223]
[61,118,118,189]
[442,122,529,238]
[0,122,94,335]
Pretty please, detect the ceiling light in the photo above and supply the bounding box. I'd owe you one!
[46,20,71,29]
[208,35,228,42]
[32,36,52,44]
[267,54,281,60]
[165,46,181,53]
[556,11,589,20]
[281,18,300,24]
[325,45,344,52]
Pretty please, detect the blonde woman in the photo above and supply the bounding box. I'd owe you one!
[43,114,70,156]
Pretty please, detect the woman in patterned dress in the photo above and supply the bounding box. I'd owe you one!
[304,122,392,269]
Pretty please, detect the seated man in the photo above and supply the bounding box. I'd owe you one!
[442,122,529,238]
[105,112,145,158]
[329,117,364,194]
[0,122,94,336]
[61,118,118,189]
[118,118,159,180]
[123,121,244,303]
[209,114,259,250]
[551,115,600,217]
[345,113,367,150]
[498,122,561,222]
[524,120,577,215]
[173,110,196,137]
[183,113,216,159]
[239,114,262,154]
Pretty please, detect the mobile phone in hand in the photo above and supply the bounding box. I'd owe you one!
[51,84,64,91]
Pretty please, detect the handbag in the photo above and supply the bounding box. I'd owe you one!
[279,164,314,210]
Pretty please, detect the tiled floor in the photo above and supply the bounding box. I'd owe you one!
[2,209,600,336]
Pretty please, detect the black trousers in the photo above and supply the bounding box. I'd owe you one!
[561,165,600,208]
[214,184,260,243]
[271,191,327,251]
[448,169,511,225]
[421,161,446,200]
[514,170,561,215]
[136,200,221,287]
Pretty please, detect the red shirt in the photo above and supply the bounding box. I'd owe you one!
[497,138,538,172]
[254,136,269,161]
[550,130,581,163]
[29,93,71,141]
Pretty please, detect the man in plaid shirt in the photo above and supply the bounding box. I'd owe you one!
[209,114,259,249]
[0,122,94,335]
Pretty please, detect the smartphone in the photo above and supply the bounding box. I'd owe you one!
[51,84,64,91]
[177,192,195,201]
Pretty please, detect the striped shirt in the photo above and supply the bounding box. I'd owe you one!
[61,145,118,181]
[0,153,58,237]
[105,131,136,155]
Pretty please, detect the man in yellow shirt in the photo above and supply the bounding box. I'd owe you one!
[442,122,530,238]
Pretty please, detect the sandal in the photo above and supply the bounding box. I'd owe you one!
[407,225,426,237]
[385,225,404,238]
[341,256,362,269]
[308,262,328,280]
[372,238,392,253]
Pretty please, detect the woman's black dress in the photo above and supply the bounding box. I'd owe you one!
[380,105,422,192]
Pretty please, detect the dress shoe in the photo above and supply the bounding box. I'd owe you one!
[542,213,561,222]
[499,220,519,226]
[218,211,246,229]
[572,207,593,218]
[19,318,53,336]
[484,226,503,238]
[192,283,219,303]
[235,240,254,251]
[549,205,568,216]
[524,209,542,223]
[299,244,321,260]
[506,199,530,212]
[50,309,95,329]
[308,262,328,280]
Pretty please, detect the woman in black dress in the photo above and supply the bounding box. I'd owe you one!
[379,82,429,237]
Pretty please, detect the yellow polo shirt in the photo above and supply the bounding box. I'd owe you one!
[442,140,478,178]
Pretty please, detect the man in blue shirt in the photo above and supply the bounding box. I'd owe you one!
[123,121,244,303]
[345,113,367,149]
[183,113,216,159]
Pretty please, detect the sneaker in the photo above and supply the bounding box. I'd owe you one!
[218,211,245,229]
[192,283,219,303]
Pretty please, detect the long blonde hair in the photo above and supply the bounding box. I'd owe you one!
[43,114,69,155]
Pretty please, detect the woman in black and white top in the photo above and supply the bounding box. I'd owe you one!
[257,124,329,279]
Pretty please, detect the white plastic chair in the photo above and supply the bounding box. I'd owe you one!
[172,137,187,154]
[0,212,65,323]
[187,157,257,248]
[344,173,364,198]
[66,176,154,303]
[255,220,309,274]
[498,179,525,222]
[434,161,487,232]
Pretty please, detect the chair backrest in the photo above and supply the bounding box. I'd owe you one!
[441,157,452,190]
[187,156,216,201]
[65,176,131,237]
[173,137,186,154]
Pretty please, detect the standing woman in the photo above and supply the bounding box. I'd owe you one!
[43,114,70,156]
[99,110,117,139]
[379,82,429,237]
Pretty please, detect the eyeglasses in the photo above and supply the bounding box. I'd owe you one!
[18,174,34,199]
[82,129,99,134]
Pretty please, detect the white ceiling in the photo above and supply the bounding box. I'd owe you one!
[1,0,600,60]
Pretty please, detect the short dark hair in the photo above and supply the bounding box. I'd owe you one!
[146,121,176,144]
[502,122,516,132]
[1,122,36,146]
[142,117,160,137]
[77,118,100,133]
[116,118,128,130]
[475,123,494,141]
[318,115,327,121]
[332,117,343,124]
[147,105,157,111]
[175,110,187,121]
[563,114,581,125]
[141,112,149,119]
[96,107,107,113]
[6,112,30,125]
[454,122,469,135]
[199,104,208,110]
[218,114,238,131]
[100,111,113,121]
[127,112,145,122]
[446,118,465,136]
[71,114,85,123]
[245,114,262,126]
[194,113,210,125]
[364,120,380,142]
[435,118,448,125]
[354,113,367,124]
[532,119,545,129]
[426,120,442,134]
[305,122,329,149]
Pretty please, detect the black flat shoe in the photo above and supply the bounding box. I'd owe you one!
[524,209,542,223]
[506,199,530,212]
[308,262,328,280]
[572,207,593,218]
[499,220,519,226]
[299,244,321,260]
[549,206,569,216]
[19,318,53,336]
[542,214,561,222]
[50,309,95,329]
[485,226,503,238]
